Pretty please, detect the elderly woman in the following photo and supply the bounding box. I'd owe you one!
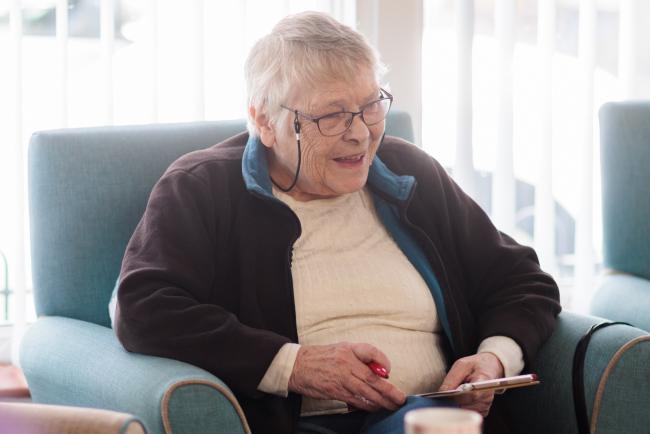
[114,11,560,434]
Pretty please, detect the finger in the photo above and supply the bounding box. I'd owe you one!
[475,401,492,418]
[351,366,406,407]
[341,380,382,412]
[349,343,392,373]
[458,392,494,417]
[345,376,398,412]
[455,389,494,405]
[348,394,380,413]
[375,381,407,407]
[439,358,475,391]
[349,365,405,407]
[466,371,491,383]
[454,391,480,406]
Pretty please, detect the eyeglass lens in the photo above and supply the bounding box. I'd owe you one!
[318,98,392,136]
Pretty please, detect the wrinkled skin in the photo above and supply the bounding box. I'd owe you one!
[250,68,384,202]
[288,342,406,412]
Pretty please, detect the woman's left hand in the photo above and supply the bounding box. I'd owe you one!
[437,353,504,417]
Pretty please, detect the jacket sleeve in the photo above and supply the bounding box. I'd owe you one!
[422,156,561,366]
[114,168,290,397]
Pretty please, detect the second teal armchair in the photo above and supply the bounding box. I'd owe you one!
[592,101,650,332]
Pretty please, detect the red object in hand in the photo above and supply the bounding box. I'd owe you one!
[368,362,389,379]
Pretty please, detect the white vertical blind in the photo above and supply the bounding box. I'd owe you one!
[534,0,556,274]
[493,0,516,234]
[356,0,423,146]
[618,0,637,98]
[9,0,27,366]
[422,1,636,308]
[240,1,249,65]
[356,0,379,53]
[574,0,597,311]
[149,0,159,122]
[194,0,206,120]
[100,0,115,125]
[56,0,69,128]
[454,0,476,199]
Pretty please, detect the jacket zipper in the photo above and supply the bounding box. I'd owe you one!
[250,191,301,343]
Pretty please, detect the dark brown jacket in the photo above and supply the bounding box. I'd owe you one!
[115,133,561,434]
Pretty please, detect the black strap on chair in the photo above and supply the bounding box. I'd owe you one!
[572,321,631,434]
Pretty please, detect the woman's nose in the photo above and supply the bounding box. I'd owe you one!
[344,113,371,143]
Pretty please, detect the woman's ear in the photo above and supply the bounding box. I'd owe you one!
[249,106,276,148]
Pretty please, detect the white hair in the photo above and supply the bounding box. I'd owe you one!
[244,11,387,137]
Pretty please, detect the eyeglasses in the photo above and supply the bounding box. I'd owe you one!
[280,88,393,137]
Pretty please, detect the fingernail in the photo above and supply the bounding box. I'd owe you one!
[368,362,389,379]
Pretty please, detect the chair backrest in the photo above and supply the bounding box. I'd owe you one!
[599,101,650,280]
[28,111,414,327]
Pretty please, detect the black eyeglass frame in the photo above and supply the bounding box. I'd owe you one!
[280,88,393,137]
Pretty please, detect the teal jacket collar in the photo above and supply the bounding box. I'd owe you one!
[241,135,415,202]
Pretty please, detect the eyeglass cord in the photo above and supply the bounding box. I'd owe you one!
[271,110,302,192]
[270,113,388,193]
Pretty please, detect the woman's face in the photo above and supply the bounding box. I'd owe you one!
[257,69,386,201]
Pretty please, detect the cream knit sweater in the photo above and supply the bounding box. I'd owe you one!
[258,187,523,416]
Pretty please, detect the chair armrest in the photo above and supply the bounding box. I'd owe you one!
[20,317,250,434]
[502,311,650,434]
[0,402,146,434]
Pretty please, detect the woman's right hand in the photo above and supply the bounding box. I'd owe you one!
[287,342,406,412]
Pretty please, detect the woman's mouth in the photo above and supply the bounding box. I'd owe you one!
[333,153,365,167]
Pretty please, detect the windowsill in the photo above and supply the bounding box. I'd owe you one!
[0,363,30,400]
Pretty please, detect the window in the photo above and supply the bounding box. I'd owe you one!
[422,0,628,308]
[0,0,355,362]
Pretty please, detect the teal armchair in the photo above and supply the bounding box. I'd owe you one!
[591,101,650,332]
[22,112,650,433]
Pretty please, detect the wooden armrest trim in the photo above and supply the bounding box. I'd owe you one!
[161,379,251,434]
[590,335,650,434]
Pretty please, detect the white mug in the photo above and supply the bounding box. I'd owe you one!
[404,408,483,434]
